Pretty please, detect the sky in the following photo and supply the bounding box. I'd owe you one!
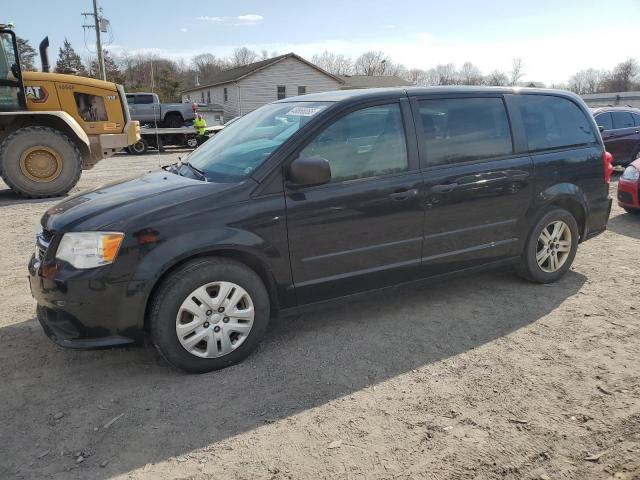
[4,0,640,84]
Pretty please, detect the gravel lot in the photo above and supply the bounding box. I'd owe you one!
[0,152,638,480]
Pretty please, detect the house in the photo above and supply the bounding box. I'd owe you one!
[339,75,412,89]
[180,54,414,121]
[181,53,343,121]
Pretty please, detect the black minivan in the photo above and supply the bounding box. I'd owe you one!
[29,87,612,373]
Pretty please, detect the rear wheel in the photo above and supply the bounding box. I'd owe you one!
[129,138,148,155]
[163,113,183,128]
[0,126,82,198]
[517,208,579,283]
[149,257,270,373]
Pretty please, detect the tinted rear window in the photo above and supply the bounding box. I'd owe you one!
[136,95,154,105]
[594,112,612,130]
[516,95,596,151]
[611,111,634,129]
[418,97,513,166]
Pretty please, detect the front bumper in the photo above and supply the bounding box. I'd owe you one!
[28,251,145,349]
[85,121,141,167]
[617,177,639,210]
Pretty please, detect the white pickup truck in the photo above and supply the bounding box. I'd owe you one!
[125,92,196,128]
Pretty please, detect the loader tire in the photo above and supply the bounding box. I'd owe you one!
[0,126,82,198]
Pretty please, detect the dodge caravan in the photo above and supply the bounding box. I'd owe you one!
[29,87,613,373]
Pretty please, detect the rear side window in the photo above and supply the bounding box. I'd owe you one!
[516,95,596,151]
[611,111,634,129]
[418,97,512,166]
[633,113,640,126]
[594,112,612,130]
[136,94,154,104]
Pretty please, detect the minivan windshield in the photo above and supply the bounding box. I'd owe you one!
[185,101,332,182]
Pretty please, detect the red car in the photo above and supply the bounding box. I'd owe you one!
[618,157,640,213]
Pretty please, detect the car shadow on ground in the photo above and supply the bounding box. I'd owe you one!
[607,211,640,240]
[0,269,586,478]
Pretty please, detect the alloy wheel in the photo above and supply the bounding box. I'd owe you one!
[175,281,255,358]
[536,220,572,273]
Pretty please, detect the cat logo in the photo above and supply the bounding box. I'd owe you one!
[25,85,49,104]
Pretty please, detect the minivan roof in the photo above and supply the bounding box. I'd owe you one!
[276,86,581,104]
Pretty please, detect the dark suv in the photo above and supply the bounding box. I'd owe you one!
[29,87,612,373]
[592,106,640,165]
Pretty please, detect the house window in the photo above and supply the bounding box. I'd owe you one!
[298,86,306,96]
[277,85,286,100]
[200,91,205,103]
[207,90,211,104]
[224,87,228,102]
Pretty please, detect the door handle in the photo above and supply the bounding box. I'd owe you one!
[430,183,458,193]
[389,188,418,201]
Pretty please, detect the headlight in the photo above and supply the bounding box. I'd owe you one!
[622,165,639,181]
[56,232,124,269]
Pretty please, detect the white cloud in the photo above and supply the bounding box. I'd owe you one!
[180,27,188,33]
[236,14,263,25]
[385,25,397,29]
[196,14,263,26]
[197,16,225,23]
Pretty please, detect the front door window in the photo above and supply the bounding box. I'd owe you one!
[0,31,22,111]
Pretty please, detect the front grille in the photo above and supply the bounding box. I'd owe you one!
[35,227,53,263]
[41,228,54,243]
[618,190,633,204]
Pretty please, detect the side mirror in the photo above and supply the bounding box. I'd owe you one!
[598,125,605,133]
[287,155,331,189]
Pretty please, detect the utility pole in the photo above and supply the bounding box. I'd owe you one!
[82,0,107,80]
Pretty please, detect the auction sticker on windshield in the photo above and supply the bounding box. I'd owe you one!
[285,106,326,117]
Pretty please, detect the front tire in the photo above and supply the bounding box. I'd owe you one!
[517,208,579,283]
[0,126,82,198]
[149,257,270,373]
[129,138,148,155]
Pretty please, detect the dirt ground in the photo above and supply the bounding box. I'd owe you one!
[0,151,638,480]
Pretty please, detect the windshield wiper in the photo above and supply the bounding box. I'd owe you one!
[181,161,207,181]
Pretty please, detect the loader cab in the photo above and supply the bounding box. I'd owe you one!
[0,27,24,111]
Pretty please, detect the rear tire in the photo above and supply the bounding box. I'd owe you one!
[149,257,270,373]
[0,126,82,198]
[163,113,183,128]
[516,208,579,283]
[129,138,148,155]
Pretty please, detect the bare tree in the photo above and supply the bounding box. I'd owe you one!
[311,51,354,75]
[191,53,227,84]
[604,58,639,92]
[459,62,483,85]
[509,57,524,86]
[354,51,392,76]
[432,63,457,85]
[403,68,426,84]
[231,47,259,68]
[485,69,508,86]
[568,68,607,94]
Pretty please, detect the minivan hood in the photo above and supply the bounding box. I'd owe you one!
[42,171,236,232]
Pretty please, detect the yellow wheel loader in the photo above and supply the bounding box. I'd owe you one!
[0,25,139,198]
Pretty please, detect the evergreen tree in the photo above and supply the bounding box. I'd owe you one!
[16,37,37,71]
[89,50,122,83]
[55,39,87,75]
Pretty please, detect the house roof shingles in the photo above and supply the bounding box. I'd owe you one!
[181,53,342,93]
